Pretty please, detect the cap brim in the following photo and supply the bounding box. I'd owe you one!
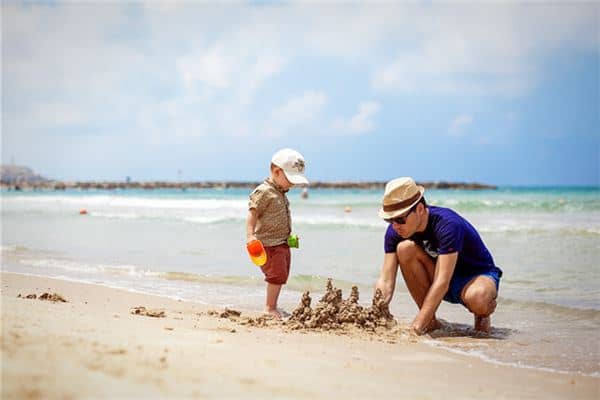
[378,187,424,220]
[284,171,309,186]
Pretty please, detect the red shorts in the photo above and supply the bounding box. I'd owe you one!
[260,243,291,285]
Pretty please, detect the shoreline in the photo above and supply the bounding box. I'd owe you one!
[4,269,600,378]
[2,272,598,399]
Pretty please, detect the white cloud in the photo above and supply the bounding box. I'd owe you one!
[265,91,327,137]
[239,53,287,104]
[448,114,473,137]
[332,101,381,135]
[177,46,231,89]
[370,3,599,96]
[34,102,89,127]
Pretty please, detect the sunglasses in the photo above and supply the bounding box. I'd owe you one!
[384,205,417,225]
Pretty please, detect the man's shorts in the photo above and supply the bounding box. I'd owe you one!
[260,243,291,285]
[443,267,502,305]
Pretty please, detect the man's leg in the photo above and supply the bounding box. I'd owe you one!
[460,276,497,333]
[396,241,440,331]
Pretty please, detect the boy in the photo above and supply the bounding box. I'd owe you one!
[246,148,308,319]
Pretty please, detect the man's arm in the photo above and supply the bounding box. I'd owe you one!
[246,209,258,242]
[411,252,458,334]
[376,253,399,305]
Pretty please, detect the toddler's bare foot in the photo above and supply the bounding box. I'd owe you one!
[263,308,282,319]
[474,315,491,333]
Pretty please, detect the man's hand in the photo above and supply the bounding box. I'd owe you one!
[409,324,425,336]
[410,317,441,336]
[376,253,400,305]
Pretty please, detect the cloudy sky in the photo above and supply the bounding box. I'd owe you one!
[3,1,598,185]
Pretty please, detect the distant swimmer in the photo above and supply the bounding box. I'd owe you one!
[344,206,352,213]
[301,188,309,199]
[79,209,88,215]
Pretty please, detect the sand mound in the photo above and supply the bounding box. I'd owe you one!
[285,279,395,332]
[39,292,68,302]
[131,306,165,318]
[18,292,68,302]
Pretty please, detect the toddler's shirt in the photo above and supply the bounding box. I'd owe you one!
[249,178,291,246]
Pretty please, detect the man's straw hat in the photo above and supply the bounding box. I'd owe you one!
[378,177,425,219]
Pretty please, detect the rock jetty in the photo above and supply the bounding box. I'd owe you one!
[0,165,497,191]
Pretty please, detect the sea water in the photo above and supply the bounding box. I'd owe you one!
[2,186,599,376]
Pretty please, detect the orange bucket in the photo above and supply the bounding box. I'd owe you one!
[246,239,267,266]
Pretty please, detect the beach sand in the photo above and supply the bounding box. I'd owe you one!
[1,272,598,399]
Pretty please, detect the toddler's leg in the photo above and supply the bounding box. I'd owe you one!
[264,283,282,319]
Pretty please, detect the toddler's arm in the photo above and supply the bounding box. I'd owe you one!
[246,209,258,243]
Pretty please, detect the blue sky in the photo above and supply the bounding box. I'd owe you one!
[3,1,599,185]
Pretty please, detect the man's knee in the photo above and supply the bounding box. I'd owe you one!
[462,280,497,316]
[396,240,418,265]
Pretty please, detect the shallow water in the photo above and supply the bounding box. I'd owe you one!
[2,186,599,375]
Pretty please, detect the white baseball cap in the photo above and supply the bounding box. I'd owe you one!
[271,148,309,185]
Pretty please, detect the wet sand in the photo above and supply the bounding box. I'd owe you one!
[1,272,598,399]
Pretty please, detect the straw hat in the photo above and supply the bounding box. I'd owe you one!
[378,177,425,219]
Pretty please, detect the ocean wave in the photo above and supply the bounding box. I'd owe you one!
[1,244,29,253]
[91,211,142,220]
[3,190,600,213]
[430,198,600,212]
[90,211,599,235]
[20,257,160,278]
[422,339,599,377]
[499,297,600,320]
[2,195,248,211]
[161,271,262,286]
[477,226,600,236]
[8,253,372,299]
[159,271,369,294]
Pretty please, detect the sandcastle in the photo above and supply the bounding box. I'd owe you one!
[284,279,395,331]
[212,279,399,335]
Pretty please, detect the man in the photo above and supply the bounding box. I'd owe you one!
[375,177,502,335]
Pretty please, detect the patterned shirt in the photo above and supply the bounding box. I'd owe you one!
[384,206,501,277]
[248,178,291,246]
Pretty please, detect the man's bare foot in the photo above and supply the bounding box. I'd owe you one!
[474,315,491,333]
[263,309,282,319]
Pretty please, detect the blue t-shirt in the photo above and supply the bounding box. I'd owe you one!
[384,206,501,277]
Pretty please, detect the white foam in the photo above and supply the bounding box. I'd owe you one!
[1,244,20,252]
[422,339,599,377]
[3,195,247,211]
[20,257,161,278]
[91,212,142,220]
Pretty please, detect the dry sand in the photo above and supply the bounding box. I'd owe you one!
[1,272,598,399]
